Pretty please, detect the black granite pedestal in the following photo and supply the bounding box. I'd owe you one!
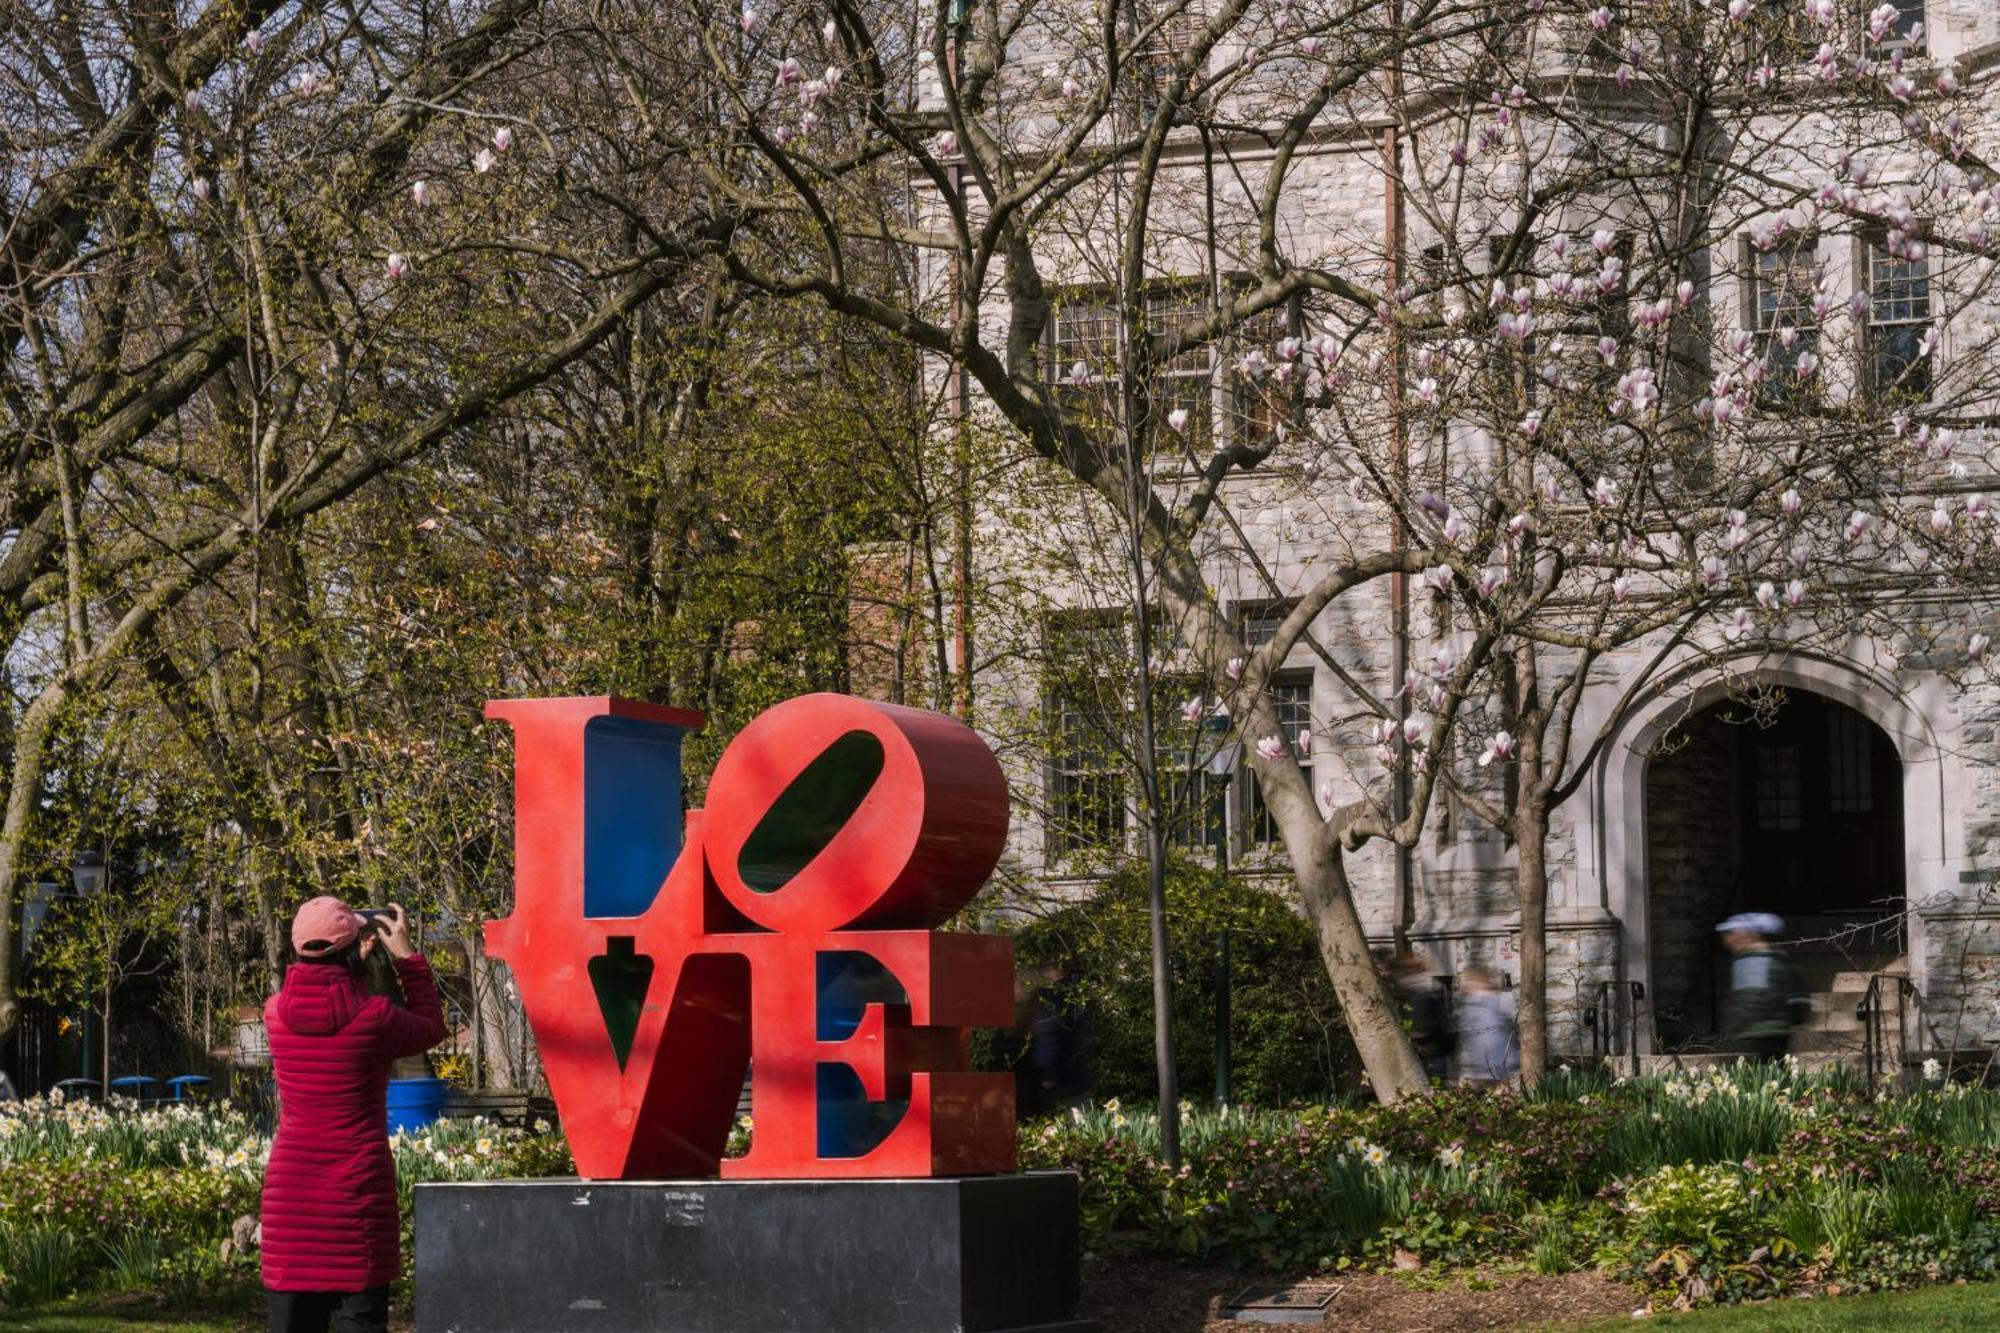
[414,1172,1091,1333]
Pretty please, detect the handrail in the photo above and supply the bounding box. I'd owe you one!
[1857,972,1918,1089]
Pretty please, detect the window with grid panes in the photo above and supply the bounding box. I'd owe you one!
[1131,0,1201,117]
[1146,286,1215,454]
[1047,694,1127,857]
[1042,609,1131,859]
[1866,234,1931,403]
[1748,237,1819,407]
[1049,297,1120,426]
[1158,682,1228,851]
[1227,301,1292,448]
[1248,674,1314,846]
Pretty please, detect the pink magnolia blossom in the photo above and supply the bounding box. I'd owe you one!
[1784,580,1808,609]
[1755,581,1778,611]
[1971,632,1992,661]
[492,126,514,153]
[1401,717,1425,747]
[1590,475,1617,508]
[1297,730,1313,756]
[1181,696,1205,722]
[1478,731,1514,767]
[1612,575,1633,602]
[1166,407,1189,432]
[385,252,409,280]
[1781,488,1803,517]
[411,180,430,206]
[1225,656,1246,681]
[245,30,264,54]
[1255,734,1287,761]
[473,147,497,174]
[1727,607,1755,640]
[1846,510,1873,541]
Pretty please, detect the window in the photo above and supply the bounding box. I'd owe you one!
[1870,0,1925,52]
[1828,706,1875,814]
[1747,237,1819,407]
[1227,300,1292,446]
[1237,598,1301,649]
[1047,695,1127,857]
[1049,284,1295,463]
[1866,235,1931,403]
[1750,1,1814,63]
[1050,297,1119,425]
[1248,674,1314,846]
[1147,286,1215,452]
[1754,742,1803,832]
[1132,0,1202,115]
[1043,609,1131,860]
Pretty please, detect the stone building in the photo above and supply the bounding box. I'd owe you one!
[936,1,2000,1068]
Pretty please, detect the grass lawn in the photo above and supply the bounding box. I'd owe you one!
[1560,1281,2000,1330]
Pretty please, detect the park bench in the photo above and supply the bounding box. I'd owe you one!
[438,1087,554,1128]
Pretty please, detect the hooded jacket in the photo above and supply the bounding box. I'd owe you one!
[260,954,446,1292]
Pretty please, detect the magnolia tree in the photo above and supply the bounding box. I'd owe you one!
[1319,0,2000,1081]
[653,0,2000,1116]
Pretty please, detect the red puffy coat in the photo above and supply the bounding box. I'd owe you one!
[260,954,447,1292]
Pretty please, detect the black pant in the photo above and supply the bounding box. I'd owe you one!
[267,1286,390,1333]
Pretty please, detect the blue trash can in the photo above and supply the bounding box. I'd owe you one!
[385,1077,448,1134]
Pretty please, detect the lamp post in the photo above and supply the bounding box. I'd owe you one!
[1199,719,1240,1105]
[70,851,108,1087]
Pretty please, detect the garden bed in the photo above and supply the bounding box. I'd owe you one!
[8,1064,2000,1323]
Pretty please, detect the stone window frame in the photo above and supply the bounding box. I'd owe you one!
[1860,228,1934,405]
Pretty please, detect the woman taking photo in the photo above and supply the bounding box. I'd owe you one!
[261,898,446,1333]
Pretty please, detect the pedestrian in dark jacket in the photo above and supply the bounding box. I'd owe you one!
[1718,912,1808,1061]
[261,898,446,1333]
[1385,950,1452,1082]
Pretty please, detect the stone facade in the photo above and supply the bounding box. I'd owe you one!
[943,4,2000,1060]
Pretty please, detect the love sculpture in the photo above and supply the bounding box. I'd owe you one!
[483,693,1017,1181]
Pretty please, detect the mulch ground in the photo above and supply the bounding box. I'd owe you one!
[1079,1256,1641,1331]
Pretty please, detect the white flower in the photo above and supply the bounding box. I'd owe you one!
[1225,656,1246,681]
[1924,1058,1944,1083]
[1479,731,1514,767]
[411,179,431,206]
[1254,734,1287,761]
[385,253,409,280]
[1166,407,1190,432]
[1437,1144,1464,1168]
[1970,633,1991,661]
[492,126,514,153]
[473,147,497,174]
[1363,1143,1389,1168]
[191,177,211,202]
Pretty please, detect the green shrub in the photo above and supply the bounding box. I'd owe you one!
[96,1229,164,1292]
[989,857,1356,1105]
[0,1225,84,1306]
[1625,1162,1757,1251]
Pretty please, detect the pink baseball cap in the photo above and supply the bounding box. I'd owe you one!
[292,895,366,958]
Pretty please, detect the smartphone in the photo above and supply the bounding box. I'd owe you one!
[357,908,396,926]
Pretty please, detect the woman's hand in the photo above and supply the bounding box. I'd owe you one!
[378,903,417,960]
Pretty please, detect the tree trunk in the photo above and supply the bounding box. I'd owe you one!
[468,938,522,1091]
[0,685,70,1044]
[1516,798,1551,1086]
[1142,824,1180,1163]
[1297,851,1430,1102]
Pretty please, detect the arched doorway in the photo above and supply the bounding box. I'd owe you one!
[1643,686,1905,1051]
